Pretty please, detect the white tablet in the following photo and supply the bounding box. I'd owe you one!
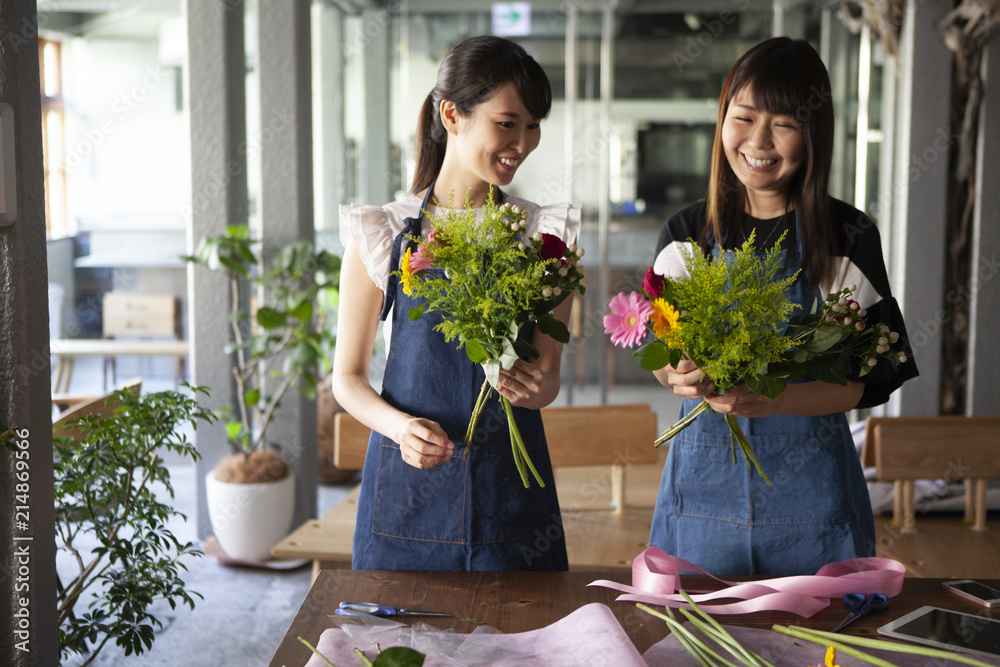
[877,605,1000,661]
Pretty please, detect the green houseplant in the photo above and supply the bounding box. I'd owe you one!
[185,226,340,559]
[51,385,215,666]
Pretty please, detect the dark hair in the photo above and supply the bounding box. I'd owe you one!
[704,37,835,288]
[411,35,552,195]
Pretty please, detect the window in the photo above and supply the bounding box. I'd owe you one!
[40,38,68,238]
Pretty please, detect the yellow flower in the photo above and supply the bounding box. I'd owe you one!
[650,298,680,339]
[809,646,840,667]
[401,247,415,296]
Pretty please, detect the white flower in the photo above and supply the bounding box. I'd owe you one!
[838,297,849,307]
[858,308,867,317]
[889,331,899,343]
[848,284,857,292]
[558,267,568,276]
[517,242,526,251]
[844,316,852,324]
[568,243,577,252]
[501,202,511,211]
[878,336,888,346]
[577,248,586,258]
[542,287,553,298]
[580,277,588,287]
[519,221,527,230]
[880,325,890,335]
[831,304,843,313]
[533,232,543,241]
[877,344,889,354]
[825,314,835,323]
[867,358,878,367]
[850,302,859,310]
[553,287,562,296]
[511,205,522,215]
[898,352,907,363]
[856,322,865,331]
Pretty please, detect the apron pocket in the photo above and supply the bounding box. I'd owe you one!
[469,434,560,545]
[371,438,468,543]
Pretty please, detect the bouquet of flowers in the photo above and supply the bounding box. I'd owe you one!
[604,231,908,485]
[399,190,586,488]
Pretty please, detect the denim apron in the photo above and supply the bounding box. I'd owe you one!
[352,186,568,571]
[649,214,876,576]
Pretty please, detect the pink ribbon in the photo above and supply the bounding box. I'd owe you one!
[589,547,906,618]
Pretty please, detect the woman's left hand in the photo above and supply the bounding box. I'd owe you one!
[704,383,781,419]
[493,359,550,409]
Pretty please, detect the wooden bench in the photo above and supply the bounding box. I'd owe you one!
[272,403,663,576]
[862,416,1000,532]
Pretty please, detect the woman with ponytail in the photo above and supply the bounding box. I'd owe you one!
[333,36,579,571]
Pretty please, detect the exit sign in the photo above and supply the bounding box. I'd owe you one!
[492,2,531,36]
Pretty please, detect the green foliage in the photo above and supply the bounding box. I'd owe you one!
[403,190,584,367]
[184,226,341,454]
[53,385,216,666]
[666,230,800,390]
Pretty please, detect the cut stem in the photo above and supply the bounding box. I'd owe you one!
[464,379,492,460]
[655,399,711,447]
[501,396,544,488]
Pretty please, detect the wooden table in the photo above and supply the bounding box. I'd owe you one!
[50,338,189,392]
[269,570,1000,667]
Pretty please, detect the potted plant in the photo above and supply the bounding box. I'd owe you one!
[47,385,215,665]
[185,226,340,560]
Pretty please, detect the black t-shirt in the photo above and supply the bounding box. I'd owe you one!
[652,199,919,409]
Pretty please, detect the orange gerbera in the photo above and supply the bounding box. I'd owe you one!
[650,298,680,339]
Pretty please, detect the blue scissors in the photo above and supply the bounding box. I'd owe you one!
[335,601,452,617]
[831,593,890,632]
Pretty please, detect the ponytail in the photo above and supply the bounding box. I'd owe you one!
[411,91,447,195]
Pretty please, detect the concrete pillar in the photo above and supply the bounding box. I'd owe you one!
[361,8,392,205]
[888,0,952,416]
[0,1,59,664]
[257,0,316,527]
[313,2,346,231]
[184,0,248,538]
[966,34,1000,417]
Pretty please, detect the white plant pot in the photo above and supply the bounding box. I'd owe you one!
[205,469,296,561]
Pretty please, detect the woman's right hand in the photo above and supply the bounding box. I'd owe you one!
[396,417,454,469]
[654,359,716,400]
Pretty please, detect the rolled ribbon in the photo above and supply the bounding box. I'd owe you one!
[589,546,906,618]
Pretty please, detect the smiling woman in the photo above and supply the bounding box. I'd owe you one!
[331,35,580,573]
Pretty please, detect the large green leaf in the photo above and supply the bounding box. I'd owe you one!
[805,357,848,385]
[372,647,425,666]
[408,305,424,321]
[804,326,845,353]
[633,341,673,371]
[745,374,787,400]
[465,339,488,364]
[536,313,570,343]
[500,337,518,369]
[256,306,285,330]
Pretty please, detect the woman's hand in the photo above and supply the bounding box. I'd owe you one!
[704,383,780,419]
[492,359,552,409]
[654,359,717,400]
[396,417,454,469]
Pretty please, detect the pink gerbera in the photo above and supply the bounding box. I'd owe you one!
[409,245,434,272]
[604,291,653,348]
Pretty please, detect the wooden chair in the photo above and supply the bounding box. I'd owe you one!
[53,378,142,444]
[102,292,184,390]
[862,416,1000,532]
[275,403,663,577]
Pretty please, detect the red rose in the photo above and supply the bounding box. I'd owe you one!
[539,234,568,261]
[642,267,666,299]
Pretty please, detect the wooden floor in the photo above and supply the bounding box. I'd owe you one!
[873,513,1000,578]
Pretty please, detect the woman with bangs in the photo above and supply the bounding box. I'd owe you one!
[333,36,577,571]
[648,37,918,575]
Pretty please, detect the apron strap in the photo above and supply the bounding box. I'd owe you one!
[379,182,437,321]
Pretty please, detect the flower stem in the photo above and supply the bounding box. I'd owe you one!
[464,379,492,461]
[655,399,711,447]
[777,625,999,667]
[501,395,544,488]
[724,414,772,487]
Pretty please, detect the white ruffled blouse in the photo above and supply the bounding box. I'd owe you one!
[340,194,582,296]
